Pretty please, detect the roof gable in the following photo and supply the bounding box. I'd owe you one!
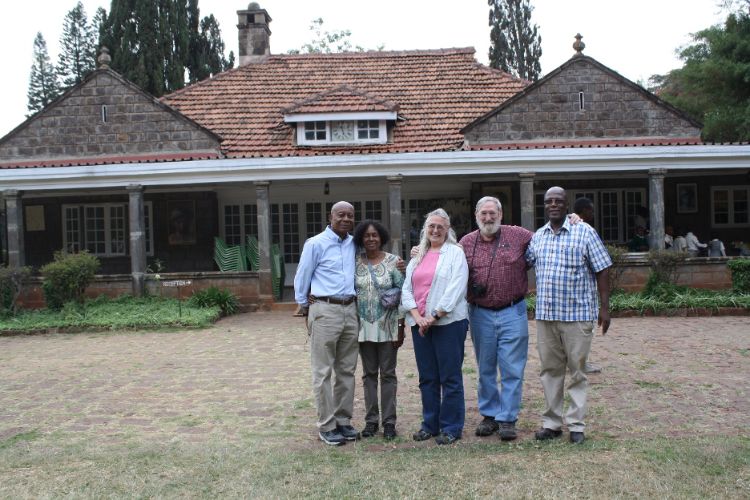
[282,85,399,115]
[462,55,702,147]
[162,48,527,157]
[0,69,222,169]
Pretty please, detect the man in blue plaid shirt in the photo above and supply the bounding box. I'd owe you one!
[526,187,611,445]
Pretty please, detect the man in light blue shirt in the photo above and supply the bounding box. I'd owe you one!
[526,187,611,445]
[294,201,360,446]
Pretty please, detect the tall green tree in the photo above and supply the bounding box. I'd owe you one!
[488,0,542,82]
[27,33,61,115]
[57,1,97,88]
[99,0,232,97]
[650,11,750,142]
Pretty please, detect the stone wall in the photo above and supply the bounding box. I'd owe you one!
[465,58,700,144]
[0,71,220,160]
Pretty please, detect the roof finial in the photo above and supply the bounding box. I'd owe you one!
[98,46,111,69]
[573,33,585,57]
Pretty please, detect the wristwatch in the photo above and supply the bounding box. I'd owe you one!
[431,309,440,320]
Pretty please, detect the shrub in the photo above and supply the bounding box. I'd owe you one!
[189,287,239,316]
[605,244,628,293]
[0,266,32,316]
[647,249,686,285]
[727,258,750,293]
[40,251,100,310]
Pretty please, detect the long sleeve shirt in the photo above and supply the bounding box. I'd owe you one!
[294,226,356,306]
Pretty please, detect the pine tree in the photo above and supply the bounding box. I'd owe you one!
[99,0,232,96]
[57,1,97,88]
[27,32,61,115]
[488,0,542,82]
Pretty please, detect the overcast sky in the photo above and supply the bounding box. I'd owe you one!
[0,0,728,138]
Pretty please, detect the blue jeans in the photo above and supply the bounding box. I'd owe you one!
[412,319,468,438]
[469,300,529,423]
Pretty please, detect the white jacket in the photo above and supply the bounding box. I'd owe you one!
[401,243,468,327]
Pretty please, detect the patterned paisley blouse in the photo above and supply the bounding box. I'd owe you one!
[355,252,405,342]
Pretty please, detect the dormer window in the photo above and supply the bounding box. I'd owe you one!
[290,115,392,146]
[304,121,327,142]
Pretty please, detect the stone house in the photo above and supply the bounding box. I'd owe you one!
[0,3,748,305]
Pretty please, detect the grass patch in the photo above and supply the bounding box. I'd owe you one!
[634,380,663,389]
[0,430,40,450]
[0,295,220,333]
[0,434,747,498]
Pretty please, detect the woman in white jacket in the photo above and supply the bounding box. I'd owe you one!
[401,208,469,445]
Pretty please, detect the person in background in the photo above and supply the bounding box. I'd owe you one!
[707,233,726,257]
[527,187,612,445]
[353,220,405,440]
[664,225,675,249]
[293,201,360,446]
[672,227,688,253]
[685,229,707,257]
[401,208,469,445]
[628,225,649,252]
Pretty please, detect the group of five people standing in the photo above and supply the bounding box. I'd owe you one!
[294,186,611,447]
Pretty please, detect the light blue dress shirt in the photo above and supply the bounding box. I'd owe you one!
[294,226,356,306]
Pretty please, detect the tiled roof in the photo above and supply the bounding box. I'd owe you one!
[161,48,527,157]
[0,152,221,169]
[467,138,705,150]
[282,85,398,115]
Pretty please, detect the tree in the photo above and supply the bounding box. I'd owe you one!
[57,1,98,88]
[27,32,61,115]
[99,0,232,97]
[288,18,377,54]
[649,11,750,142]
[488,0,542,82]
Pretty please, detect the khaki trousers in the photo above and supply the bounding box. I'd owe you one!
[308,301,359,432]
[536,320,594,433]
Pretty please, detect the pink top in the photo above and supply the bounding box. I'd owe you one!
[412,251,440,315]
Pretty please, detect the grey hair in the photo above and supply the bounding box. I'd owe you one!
[475,196,502,213]
[413,208,459,265]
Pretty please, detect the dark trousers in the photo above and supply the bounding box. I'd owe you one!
[360,341,398,425]
[411,319,468,438]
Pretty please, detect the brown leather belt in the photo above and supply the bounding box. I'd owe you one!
[314,295,356,305]
[476,296,525,311]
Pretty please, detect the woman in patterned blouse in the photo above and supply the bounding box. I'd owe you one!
[353,220,405,440]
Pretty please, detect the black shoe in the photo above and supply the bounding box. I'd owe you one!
[337,424,360,441]
[383,423,397,440]
[361,422,378,438]
[319,429,346,446]
[475,416,499,436]
[498,421,517,441]
[435,432,460,445]
[412,429,433,441]
[534,427,563,440]
[569,431,585,444]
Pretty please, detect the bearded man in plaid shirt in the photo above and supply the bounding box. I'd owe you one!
[526,186,611,445]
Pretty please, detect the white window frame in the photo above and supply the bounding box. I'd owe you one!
[221,203,258,245]
[711,185,750,227]
[295,119,388,146]
[62,202,154,257]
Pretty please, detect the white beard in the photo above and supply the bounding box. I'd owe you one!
[477,219,501,238]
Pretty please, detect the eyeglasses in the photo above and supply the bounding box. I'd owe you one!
[427,224,447,232]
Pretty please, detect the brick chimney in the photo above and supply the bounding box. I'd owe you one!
[237,2,271,65]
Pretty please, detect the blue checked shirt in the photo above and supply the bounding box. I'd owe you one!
[526,220,612,322]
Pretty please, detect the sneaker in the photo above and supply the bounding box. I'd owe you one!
[584,362,602,374]
[412,429,433,441]
[435,432,460,445]
[319,429,346,446]
[475,416,499,436]
[534,427,563,441]
[569,431,585,444]
[337,424,360,441]
[498,421,517,441]
[361,422,378,438]
[383,423,397,440]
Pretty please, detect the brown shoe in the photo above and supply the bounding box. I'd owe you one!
[534,427,563,440]
[475,416,499,436]
[498,421,517,441]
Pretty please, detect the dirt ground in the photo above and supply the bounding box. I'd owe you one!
[0,313,748,449]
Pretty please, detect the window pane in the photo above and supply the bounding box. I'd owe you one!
[244,204,258,240]
[306,202,323,238]
[713,189,729,224]
[271,204,280,244]
[733,189,748,224]
[64,207,81,253]
[365,200,382,222]
[534,193,545,229]
[282,203,300,263]
[144,203,152,255]
[85,206,106,254]
[109,206,126,255]
[224,205,241,245]
[600,191,620,242]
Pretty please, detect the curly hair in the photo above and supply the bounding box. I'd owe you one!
[353,219,390,249]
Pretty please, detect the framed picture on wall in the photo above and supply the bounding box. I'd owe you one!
[167,201,197,245]
[676,183,698,214]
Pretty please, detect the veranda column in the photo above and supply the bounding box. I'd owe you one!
[519,173,536,231]
[4,190,24,268]
[254,181,273,298]
[127,184,146,297]
[648,168,667,250]
[387,175,403,257]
